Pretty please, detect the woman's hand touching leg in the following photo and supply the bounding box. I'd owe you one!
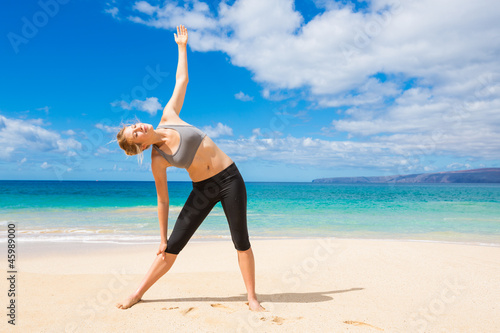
[157,242,168,260]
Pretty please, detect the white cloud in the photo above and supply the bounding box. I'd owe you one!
[133,1,157,15]
[202,122,233,138]
[423,165,437,172]
[36,106,50,114]
[128,0,217,30]
[105,7,119,18]
[27,118,45,126]
[215,132,494,174]
[41,162,50,169]
[0,147,15,158]
[111,100,131,110]
[0,114,82,159]
[251,128,262,136]
[95,147,112,155]
[250,127,282,139]
[111,97,162,116]
[63,129,76,136]
[117,0,500,102]
[447,163,472,170]
[95,123,121,134]
[110,0,500,169]
[234,91,253,101]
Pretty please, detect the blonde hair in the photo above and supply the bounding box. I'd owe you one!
[116,120,149,164]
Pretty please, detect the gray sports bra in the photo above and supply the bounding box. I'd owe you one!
[152,124,207,169]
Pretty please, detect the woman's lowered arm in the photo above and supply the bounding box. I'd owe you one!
[152,161,169,259]
[162,25,189,120]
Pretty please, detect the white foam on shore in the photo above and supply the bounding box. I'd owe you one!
[0,233,498,247]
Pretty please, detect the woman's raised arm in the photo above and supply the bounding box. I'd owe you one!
[162,25,189,121]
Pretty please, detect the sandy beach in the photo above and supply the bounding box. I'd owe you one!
[1,238,499,332]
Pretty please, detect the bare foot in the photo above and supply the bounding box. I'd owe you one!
[115,294,142,309]
[247,299,265,312]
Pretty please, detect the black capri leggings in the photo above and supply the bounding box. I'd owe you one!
[165,162,251,255]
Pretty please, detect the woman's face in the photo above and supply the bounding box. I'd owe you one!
[125,123,153,144]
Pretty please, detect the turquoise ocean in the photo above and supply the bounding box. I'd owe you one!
[1,181,499,246]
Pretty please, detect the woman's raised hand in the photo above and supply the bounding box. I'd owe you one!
[174,25,188,46]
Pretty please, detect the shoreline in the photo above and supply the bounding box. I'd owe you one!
[4,233,500,248]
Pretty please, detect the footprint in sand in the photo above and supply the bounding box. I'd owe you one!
[181,307,197,315]
[344,320,383,331]
[161,307,179,310]
[210,303,236,313]
[260,315,302,325]
[260,316,288,325]
[271,316,285,325]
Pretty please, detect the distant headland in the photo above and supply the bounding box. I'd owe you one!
[312,168,500,184]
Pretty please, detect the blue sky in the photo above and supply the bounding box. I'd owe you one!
[1,0,499,181]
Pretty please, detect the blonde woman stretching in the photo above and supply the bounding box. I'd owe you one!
[114,25,264,311]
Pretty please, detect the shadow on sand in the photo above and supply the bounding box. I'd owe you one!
[140,288,364,304]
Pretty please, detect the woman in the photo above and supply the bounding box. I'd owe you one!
[115,25,264,311]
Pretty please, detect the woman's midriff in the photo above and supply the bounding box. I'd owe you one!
[186,136,234,182]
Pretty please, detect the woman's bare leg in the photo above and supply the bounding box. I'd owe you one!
[237,247,265,311]
[116,253,178,309]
